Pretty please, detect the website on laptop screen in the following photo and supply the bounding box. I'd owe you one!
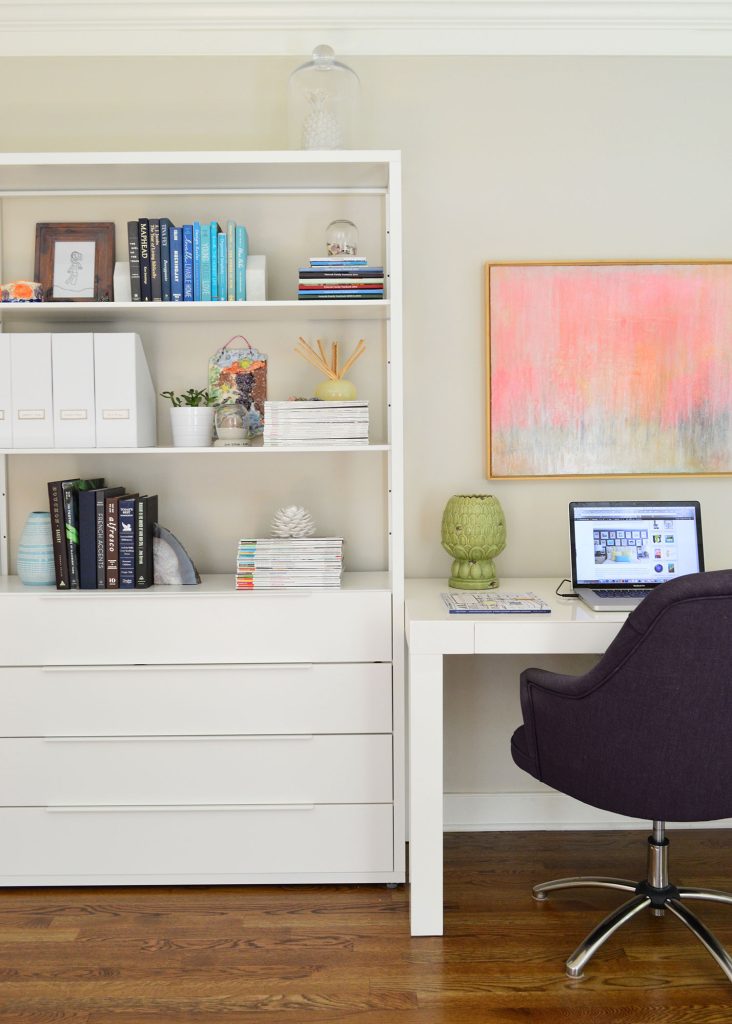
[571,503,702,587]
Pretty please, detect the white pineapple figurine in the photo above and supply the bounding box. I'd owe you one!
[302,90,343,149]
[271,506,316,538]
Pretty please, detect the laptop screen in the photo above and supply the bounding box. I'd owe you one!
[570,501,704,589]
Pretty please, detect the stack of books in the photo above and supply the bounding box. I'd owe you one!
[298,256,384,301]
[263,400,369,447]
[48,477,158,590]
[235,537,344,590]
[128,218,249,302]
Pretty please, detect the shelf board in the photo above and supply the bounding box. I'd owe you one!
[0,151,400,194]
[1,444,390,456]
[0,571,393,597]
[0,300,390,323]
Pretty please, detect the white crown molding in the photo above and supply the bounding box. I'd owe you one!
[3,1,732,58]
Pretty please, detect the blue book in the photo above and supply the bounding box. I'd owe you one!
[182,225,194,301]
[235,225,248,300]
[217,233,227,300]
[118,494,139,589]
[210,221,221,300]
[160,218,173,301]
[200,225,212,301]
[79,484,107,590]
[193,221,201,301]
[227,220,236,301]
[170,226,183,301]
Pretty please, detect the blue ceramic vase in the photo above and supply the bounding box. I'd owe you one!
[17,511,55,586]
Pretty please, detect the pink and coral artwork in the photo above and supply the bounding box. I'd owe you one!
[487,262,732,477]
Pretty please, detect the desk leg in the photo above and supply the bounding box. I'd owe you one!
[408,652,444,936]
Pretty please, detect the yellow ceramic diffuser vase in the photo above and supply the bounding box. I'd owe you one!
[295,336,365,399]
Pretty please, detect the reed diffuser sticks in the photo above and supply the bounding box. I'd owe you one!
[295,337,366,381]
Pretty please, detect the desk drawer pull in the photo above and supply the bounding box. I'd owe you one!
[46,803,316,814]
[40,664,314,674]
[42,734,315,743]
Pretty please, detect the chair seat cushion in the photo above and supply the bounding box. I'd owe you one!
[511,725,538,779]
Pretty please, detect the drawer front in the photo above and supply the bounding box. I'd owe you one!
[0,663,392,736]
[0,590,391,664]
[0,735,393,806]
[0,805,394,877]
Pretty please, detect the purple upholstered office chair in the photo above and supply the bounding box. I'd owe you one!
[511,569,732,982]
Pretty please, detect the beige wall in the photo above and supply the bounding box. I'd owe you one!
[3,55,731,810]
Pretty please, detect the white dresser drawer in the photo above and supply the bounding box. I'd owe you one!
[0,804,394,879]
[0,586,391,664]
[0,663,392,736]
[0,734,393,805]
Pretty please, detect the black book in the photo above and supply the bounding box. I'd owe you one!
[127,221,141,301]
[160,219,172,302]
[63,478,104,589]
[48,479,71,590]
[95,486,124,588]
[138,218,151,301]
[118,494,139,589]
[105,493,126,589]
[135,494,158,588]
[79,485,104,589]
[149,219,162,301]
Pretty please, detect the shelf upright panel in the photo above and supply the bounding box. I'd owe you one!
[0,191,7,576]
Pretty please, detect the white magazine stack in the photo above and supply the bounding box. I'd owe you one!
[263,400,368,447]
[236,537,344,590]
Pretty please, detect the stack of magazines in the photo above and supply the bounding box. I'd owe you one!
[263,400,369,447]
[298,257,384,301]
[236,537,344,589]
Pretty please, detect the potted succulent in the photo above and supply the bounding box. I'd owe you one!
[160,388,215,448]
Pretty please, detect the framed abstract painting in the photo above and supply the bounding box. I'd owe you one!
[486,260,732,477]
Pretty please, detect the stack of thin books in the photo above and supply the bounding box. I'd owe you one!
[236,537,344,590]
[298,257,384,301]
[263,400,369,447]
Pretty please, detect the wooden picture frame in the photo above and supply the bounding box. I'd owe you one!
[34,222,115,302]
[486,260,732,478]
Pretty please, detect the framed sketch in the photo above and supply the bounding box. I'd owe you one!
[486,260,732,478]
[34,222,115,302]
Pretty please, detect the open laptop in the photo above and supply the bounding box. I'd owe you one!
[569,501,704,611]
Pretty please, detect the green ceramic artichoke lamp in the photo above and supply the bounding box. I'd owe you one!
[441,494,506,590]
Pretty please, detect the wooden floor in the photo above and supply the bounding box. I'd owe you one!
[1,830,731,1023]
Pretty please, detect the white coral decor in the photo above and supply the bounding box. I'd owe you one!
[271,506,316,538]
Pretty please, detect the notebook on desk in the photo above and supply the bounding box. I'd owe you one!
[569,501,704,611]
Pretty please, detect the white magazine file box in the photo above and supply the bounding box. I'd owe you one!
[10,334,54,448]
[93,333,156,447]
[52,333,96,448]
[0,335,12,447]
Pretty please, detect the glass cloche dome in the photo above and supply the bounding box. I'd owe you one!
[288,44,360,150]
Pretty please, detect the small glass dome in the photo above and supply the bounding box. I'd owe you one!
[326,219,358,257]
[288,44,360,150]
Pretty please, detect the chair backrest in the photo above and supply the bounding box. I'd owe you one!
[535,569,732,821]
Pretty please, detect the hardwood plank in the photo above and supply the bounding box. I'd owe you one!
[0,830,730,1022]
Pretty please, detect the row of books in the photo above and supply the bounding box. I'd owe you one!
[298,256,385,301]
[128,219,249,302]
[48,477,158,590]
[235,537,344,590]
[263,400,369,447]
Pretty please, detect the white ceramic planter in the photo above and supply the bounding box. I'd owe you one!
[169,406,215,448]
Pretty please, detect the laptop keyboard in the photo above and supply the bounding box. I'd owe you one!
[592,589,651,598]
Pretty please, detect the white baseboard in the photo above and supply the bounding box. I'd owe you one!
[444,792,732,832]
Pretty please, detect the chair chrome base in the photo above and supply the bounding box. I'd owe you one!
[532,823,732,983]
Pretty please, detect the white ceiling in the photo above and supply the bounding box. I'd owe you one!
[3,1,732,57]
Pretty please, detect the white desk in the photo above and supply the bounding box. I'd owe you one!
[405,577,628,936]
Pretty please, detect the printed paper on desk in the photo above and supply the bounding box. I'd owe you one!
[442,592,551,614]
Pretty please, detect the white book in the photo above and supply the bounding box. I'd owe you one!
[0,334,12,447]
[10,334,54,448]
[52,333,96,448]
[94,333,156,448]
